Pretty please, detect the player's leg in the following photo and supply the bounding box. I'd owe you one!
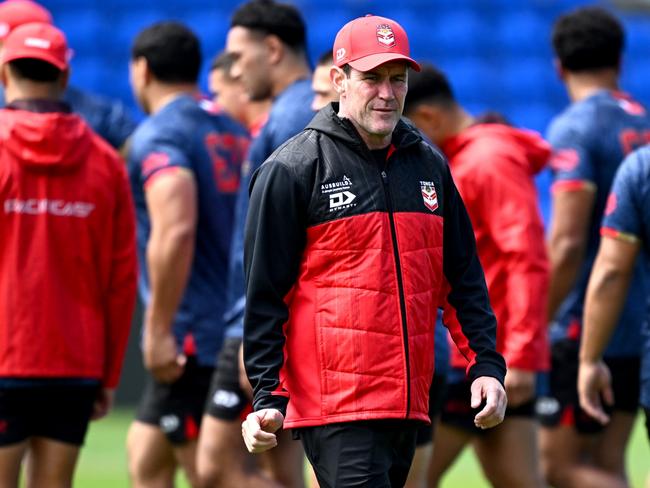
[127,421,176,488]
[593,356,640,478]
[261,429,306,488]
[0,387,31,488]
[24,384,98,488]
[127,374,182,488]
[197,337,285,487]
[473,412,544,488]
[427,378,473,488]
[0,442,27,488]
[23,439,80,488]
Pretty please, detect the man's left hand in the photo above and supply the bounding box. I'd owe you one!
[471,376,507,429]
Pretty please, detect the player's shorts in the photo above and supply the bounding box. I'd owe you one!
[0,383,98,446]
[645,408,650,444]
[440,377,536,434]
[136,356,214,445]
[536,338,640,434]
[415,373,448,446]
[205,337,250,421]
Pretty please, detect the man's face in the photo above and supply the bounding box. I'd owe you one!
[339,61,408,146]
[311,64,337,111]
[226,26,272,101]
[209,68,247,125]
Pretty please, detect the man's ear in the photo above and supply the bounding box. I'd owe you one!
[330,66,346,95]
[0,63,9,88]
[265,34,284,65]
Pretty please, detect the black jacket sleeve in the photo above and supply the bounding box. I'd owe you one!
[441,164,507,385]
[243,160,307,414]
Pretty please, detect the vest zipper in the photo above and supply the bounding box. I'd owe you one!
[380,168,411,419]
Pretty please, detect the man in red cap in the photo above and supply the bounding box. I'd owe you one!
[0,22,136,488]
[0,0,136,152]
[241,14,507,487]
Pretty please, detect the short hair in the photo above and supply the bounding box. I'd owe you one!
[8,58,61,82]
[231,0,306,54]
[131,21,201,84]
[210,51,234,77]
[403,63,456,115]
[552,7,624,72]
[316,50,332,68]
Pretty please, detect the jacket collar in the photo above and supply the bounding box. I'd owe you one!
[307,102,422,156]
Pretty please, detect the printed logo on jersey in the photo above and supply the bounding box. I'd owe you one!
[612,92,646,116]
[420,181,438,212]
[605,192,617,216]
[376,24,395,48]
[4,199,95,218]
[322,175,357,212]
[549,148,579,172]
[536,397,560,417]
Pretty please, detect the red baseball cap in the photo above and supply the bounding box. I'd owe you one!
[2,22,69,70]
[0,1,52,40]
[332,14,420,72]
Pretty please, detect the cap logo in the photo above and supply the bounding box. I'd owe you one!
[336,47,346,61]
[376,24,395,48]
[24,37,51,49]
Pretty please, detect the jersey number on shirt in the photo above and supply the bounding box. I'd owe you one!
[204,133,249,194]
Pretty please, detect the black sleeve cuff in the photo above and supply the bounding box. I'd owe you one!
[253,394,289,417]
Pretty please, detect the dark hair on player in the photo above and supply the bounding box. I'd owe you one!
[210,51,234,77]
[231,0,306,55]
[131,21,201,84]
[552,7,624,72]
[8,58,61,82]
[316,50,332,68]
[403,63,456,115]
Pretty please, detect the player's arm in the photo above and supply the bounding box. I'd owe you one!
[100,162,138,418]
[547,186,596,319]
[578,233,639,424]
[242,160,307,452]
[439,164,507,429]
[144,167,197,383]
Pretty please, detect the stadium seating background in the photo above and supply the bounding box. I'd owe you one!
[39,0,650,403]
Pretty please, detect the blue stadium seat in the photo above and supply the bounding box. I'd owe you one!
[496,57,555,105]
[436,57,497,107]
[493,10,549,57]
[508,102,555,133]
[55,10,106,57]
[304,9,350,57]
[181,9,230,60]
[430,11,486,57]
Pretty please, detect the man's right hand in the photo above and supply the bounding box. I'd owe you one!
[578,359,613,425]
[242,408,285,453]
[143,328,185,383]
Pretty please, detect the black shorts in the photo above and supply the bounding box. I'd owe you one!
[536,339,640,434]
[645,407,650,445]
[136,356,214,445]
[298,420,419,488]
[0,383,98,446]
[440,377,536,434]
[205,337,250,421]
[415,373,448,446]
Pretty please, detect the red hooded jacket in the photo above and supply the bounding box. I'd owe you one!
[0,103,137,388]
[441,123,550,371]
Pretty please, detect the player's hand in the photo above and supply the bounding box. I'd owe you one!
[504,368,535,407]
[92,388,115,420]
[242,408,284,453]
[578,359,613,425]
[471,376,507,429]
[143,328,186,383]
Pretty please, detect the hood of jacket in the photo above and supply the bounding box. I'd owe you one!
[1,105,92,172]
[441,123,550,175]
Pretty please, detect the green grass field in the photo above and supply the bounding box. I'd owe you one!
[75,409,649,487]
